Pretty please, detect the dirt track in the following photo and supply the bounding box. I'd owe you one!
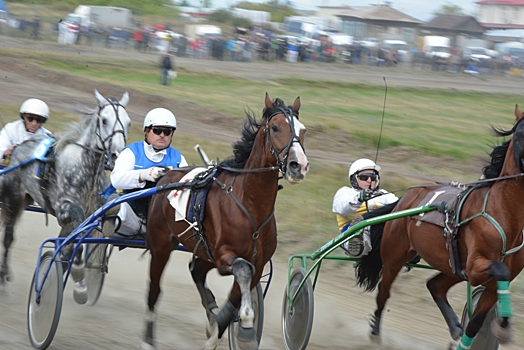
[1,36,524,350]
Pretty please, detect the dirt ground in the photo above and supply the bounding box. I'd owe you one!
[1,36,524,350]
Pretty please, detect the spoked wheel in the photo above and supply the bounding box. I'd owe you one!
[27,251,64,350]
[228,283,265,350]
[84,237,107,306]
[282,267,314,350]
[460,286,499,350]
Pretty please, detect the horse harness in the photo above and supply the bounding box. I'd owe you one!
[186,106,302,267]
[37,98,128,220]
[415,178,524,280]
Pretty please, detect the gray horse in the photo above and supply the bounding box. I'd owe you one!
[0,90,130,302]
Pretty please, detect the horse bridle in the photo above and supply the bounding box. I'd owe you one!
[96,97,128,163]
[265,106,305,178]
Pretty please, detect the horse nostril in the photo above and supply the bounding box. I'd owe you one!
[305,163,310,173]
[289,161,299,171]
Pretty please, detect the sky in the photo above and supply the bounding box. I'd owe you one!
[207,0,478,22]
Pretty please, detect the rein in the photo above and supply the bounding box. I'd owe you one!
[213,174,275,264]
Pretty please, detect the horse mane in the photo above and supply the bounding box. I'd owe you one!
[481,121,519,182]
[54,109,97,153]
[219,98,294,169]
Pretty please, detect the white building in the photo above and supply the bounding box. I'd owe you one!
[477,0,524,29]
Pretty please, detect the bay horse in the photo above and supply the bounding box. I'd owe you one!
[355,106,524,349]
[0,90,130,299]
[143,93,309,350]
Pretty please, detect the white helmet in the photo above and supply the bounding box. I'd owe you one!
[143,108,177,130]
[20,98,50,119]
[349,158,381,189]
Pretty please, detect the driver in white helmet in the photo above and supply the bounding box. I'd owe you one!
[332,158,398,257]
[110,107,188,236]
[0,98,52,165]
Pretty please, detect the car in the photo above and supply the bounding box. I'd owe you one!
[464,47,491,61]
[57,14,80,45]
[360,37,378,48]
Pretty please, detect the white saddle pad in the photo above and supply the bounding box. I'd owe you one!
[167,167,208,221]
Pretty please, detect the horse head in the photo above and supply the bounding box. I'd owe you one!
[94,89,131,167]
[263,92,309,184]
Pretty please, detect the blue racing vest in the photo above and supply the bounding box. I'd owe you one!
[127,141,182,170]
[124,142,183,218]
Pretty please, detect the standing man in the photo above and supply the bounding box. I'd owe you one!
[160,52,173,86]
[110,107,187,236]
[0,98,52,165]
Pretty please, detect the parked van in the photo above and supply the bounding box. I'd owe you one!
[423,36,451,60]
[382,39,410,63]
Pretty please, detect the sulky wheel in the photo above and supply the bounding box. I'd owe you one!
[27,251,64,350]
[228,283,265,350]
[460,286,499,350]
[84,239,107,306]
[282,267,314,350]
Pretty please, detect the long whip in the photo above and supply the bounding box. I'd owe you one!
[374,76,387,164]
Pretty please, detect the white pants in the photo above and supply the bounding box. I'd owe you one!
[116,202,146,236]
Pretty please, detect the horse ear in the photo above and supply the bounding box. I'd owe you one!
[516,104,523,122]
[120,92,129,108]
[94,89,107,108]
[265,92,273,109]
[292,96,301,112]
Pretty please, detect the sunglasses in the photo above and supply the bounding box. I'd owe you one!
[357,173,378,181]
[151,127,174,136]
[25,115,46,124]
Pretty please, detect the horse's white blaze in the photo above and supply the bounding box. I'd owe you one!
[285,116,309,184]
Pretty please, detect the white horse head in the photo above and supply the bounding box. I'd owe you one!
[94,89,131,166]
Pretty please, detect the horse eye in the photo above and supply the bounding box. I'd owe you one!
[271,124,279,132]
[102,118,108,125]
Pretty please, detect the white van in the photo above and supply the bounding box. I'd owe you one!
[382,39,410,63]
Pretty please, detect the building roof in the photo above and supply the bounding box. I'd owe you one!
[421,14,484,34]
[476,0,524,5]
[336,4,421,24]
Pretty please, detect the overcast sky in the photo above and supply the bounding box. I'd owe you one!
[210,0,478,21]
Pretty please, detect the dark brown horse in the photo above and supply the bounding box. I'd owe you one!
[142,93,308,350]
[356,106,524,349]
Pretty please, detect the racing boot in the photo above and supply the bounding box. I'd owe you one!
[342,215,365,257]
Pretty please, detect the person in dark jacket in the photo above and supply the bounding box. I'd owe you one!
[160,53,173,86]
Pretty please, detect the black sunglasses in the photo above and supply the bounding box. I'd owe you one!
[151,127,174,136]
[357,173,378,181]
[25,115,46,124]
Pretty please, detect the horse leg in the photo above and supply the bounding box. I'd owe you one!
[190,258,220,338]
[204,257,257,350]
[58,203,87,304]
[455,260,513,349]
[141,241,171,350]
[369,246,408,340]
[426,273,463,340]
[0,224,14,283]
[0,189,26,283]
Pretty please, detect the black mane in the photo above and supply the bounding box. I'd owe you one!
[481,122,518,182]
[219,98,295,169]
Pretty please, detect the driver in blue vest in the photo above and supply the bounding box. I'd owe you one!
[110,107,187,236]
[0,98,52,165]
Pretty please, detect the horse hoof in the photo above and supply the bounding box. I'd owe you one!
[140,341,155,350]
[235,326,258,350]
[205,318,217,339]
[369,332,381,344]
[448,338,459,350]
[73,280,88,304]
[491,319,513,344]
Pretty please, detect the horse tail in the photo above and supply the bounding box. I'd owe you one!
[354,201,398,292]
